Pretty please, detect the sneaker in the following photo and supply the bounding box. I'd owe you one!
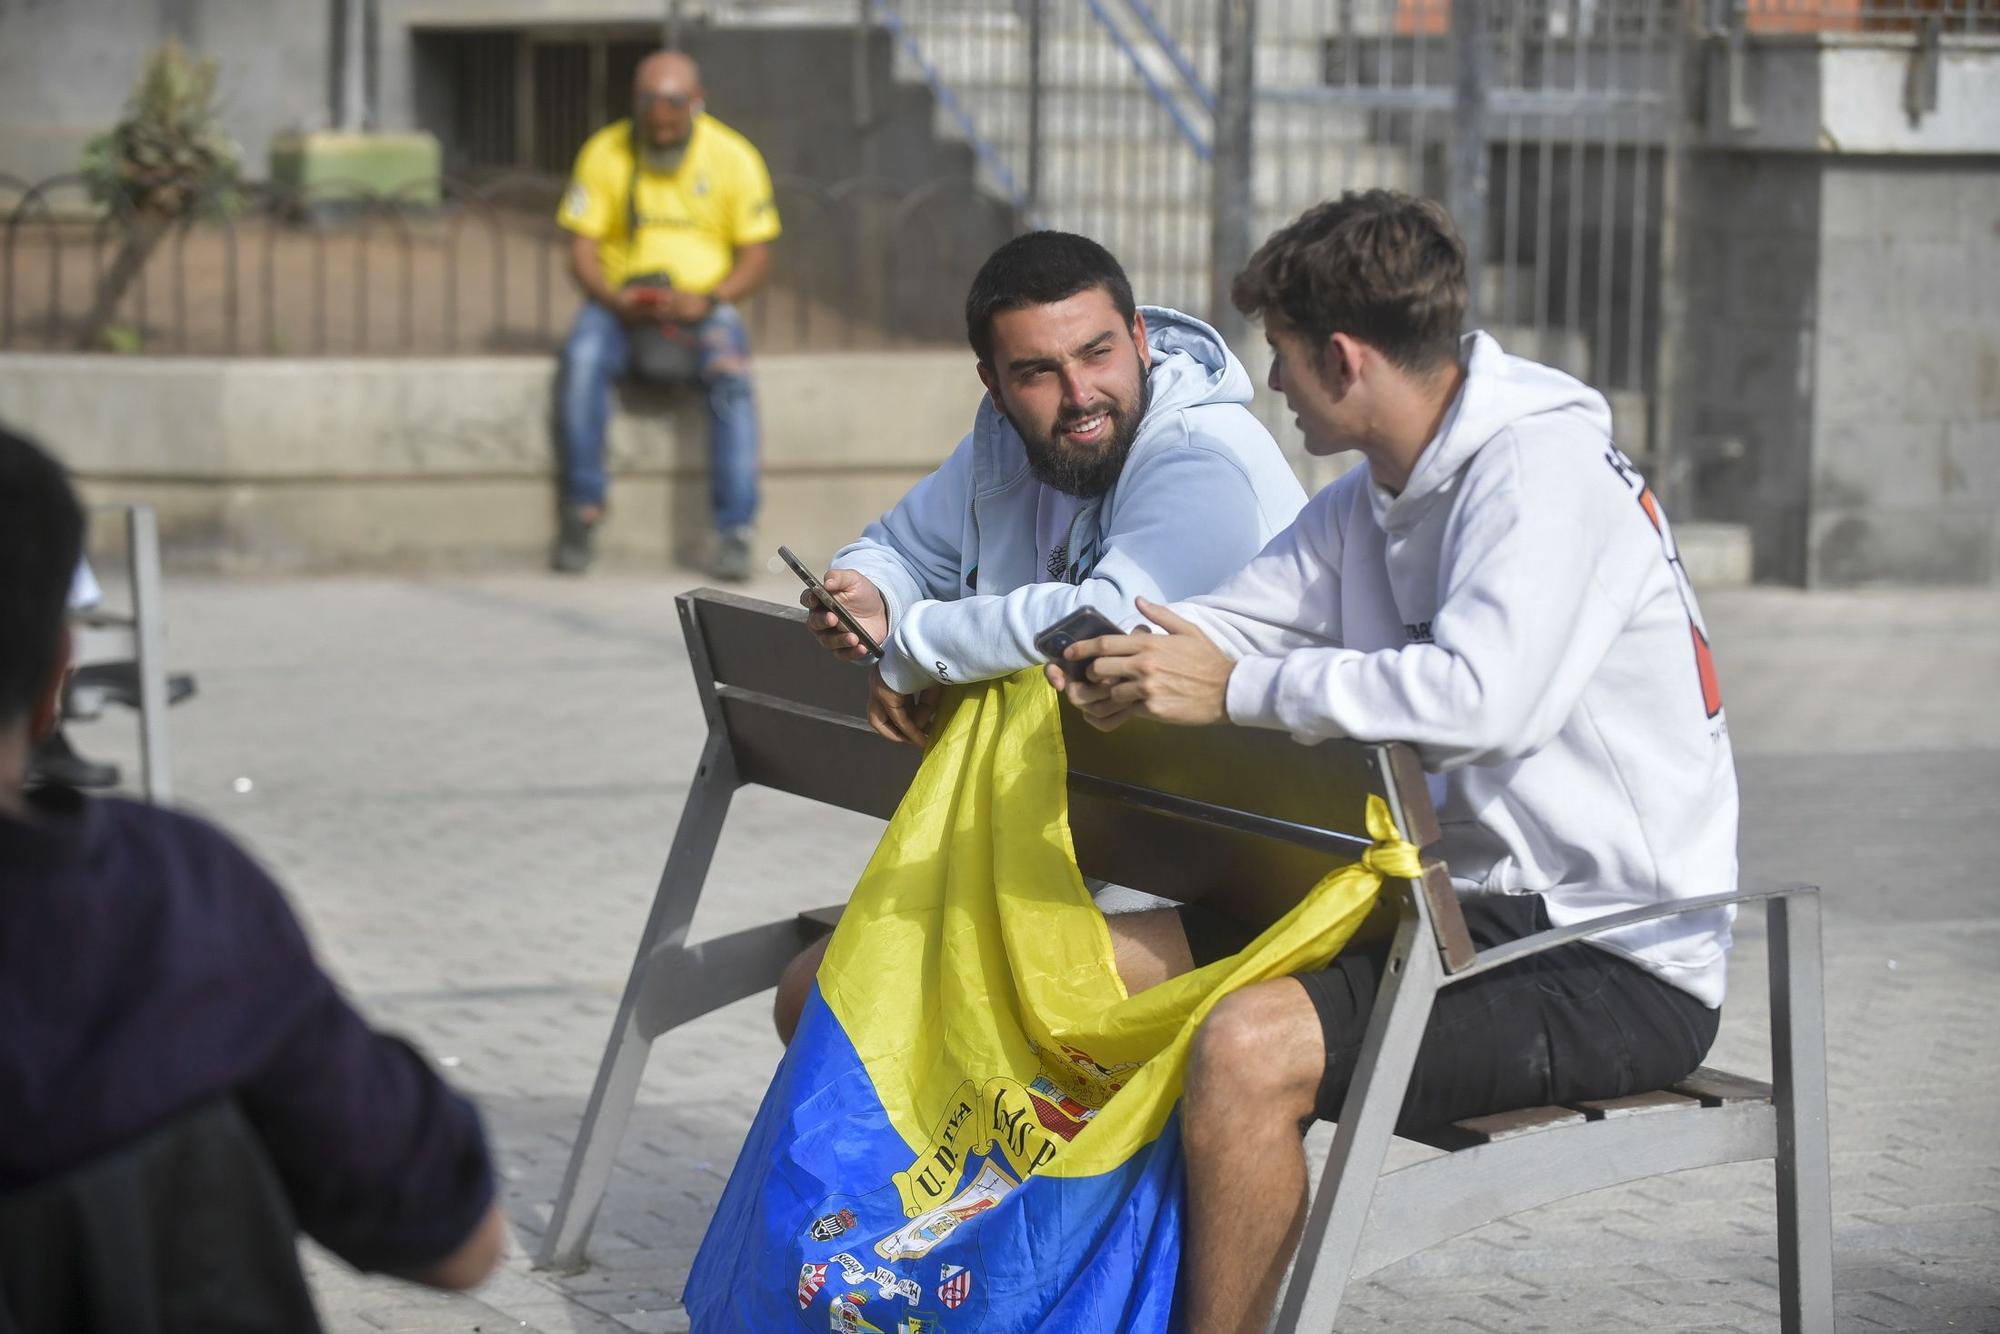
[28,728,119,789]
[551,506,599,574]
[711,529,754,583]
[66,664,198,716]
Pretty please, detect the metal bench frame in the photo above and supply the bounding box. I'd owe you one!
[540,589,1833,1333]
[67,504,174,802]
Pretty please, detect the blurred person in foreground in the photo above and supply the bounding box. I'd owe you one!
[0,425,506,1310]
[551,49,781,578]
[1050,191,1738,1331]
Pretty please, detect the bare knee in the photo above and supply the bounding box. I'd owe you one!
[1184,981,1323,1145]
[772,936,830,1045]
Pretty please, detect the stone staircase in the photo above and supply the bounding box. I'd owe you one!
[694,1,1749,578]
[869,9,1653,420]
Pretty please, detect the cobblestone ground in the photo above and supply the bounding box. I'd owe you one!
[66,569,2000,1333]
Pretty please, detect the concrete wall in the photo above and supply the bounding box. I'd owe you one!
[1807,159,2000,585]
[1675,153,1823,584]
[0,349,1758,583]
[1698,36,2000,157]
[1,2,979,198]
[0,0,331,186]
[1677,37,2000,587]
[0,351,983,572]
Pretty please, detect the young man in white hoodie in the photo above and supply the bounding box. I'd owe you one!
[1051,191,1738,1331]
[775,230,1309,1040]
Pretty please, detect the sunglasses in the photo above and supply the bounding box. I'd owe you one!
[638,92,695,111]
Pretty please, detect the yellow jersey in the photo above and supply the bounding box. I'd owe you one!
[557,115,781,294]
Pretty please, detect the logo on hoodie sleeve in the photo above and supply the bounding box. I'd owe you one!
[1604,447,1723,720]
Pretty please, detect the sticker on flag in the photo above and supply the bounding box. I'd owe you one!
[796,1262,827,1310]
[936,1264,971,1310]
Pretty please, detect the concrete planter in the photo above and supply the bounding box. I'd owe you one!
[0,350,979,573]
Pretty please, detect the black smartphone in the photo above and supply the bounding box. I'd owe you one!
[779,545,884,662]
[1033,606,1125,664]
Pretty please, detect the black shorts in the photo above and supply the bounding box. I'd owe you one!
[1182,893,1719,1129]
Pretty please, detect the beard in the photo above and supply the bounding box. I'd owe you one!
[641,139,690,170]
[1010,355,1153,500]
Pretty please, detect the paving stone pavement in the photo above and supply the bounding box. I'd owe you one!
[64,568,2000,1333]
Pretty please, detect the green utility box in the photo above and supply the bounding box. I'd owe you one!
[269,130,442,217]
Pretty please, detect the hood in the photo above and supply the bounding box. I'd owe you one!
[1136,304,1257,416]
[1387,330,1614,520]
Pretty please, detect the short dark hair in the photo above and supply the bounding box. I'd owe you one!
[0,424,85,729]
[1231,190,1467,373]
[965,230,1137,365]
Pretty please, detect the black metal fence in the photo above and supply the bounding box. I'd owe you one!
[9,0,1993,371]
[0,171,1018,357]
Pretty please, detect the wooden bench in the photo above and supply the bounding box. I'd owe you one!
[539,589,1833,1332]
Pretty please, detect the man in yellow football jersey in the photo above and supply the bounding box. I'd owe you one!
[552,50,781,577]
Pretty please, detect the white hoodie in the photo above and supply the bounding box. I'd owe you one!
[833,307,1307,694]
[1176,332,1739,1005]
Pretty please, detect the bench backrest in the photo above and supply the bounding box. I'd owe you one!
[678,589,1473,969]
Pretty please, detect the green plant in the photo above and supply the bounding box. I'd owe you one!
[75,39,243,350]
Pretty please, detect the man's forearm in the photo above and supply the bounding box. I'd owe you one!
[710,244,772,305]
[569,237,619,308]
[400,1200,506,1291]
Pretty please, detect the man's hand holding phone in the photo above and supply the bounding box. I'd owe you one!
[616,286,665,322]
[654,289,712,324]
[1036,606,1134,691]
[798,566,890,662]
[617,286,708,325]
[1043,597,1228,732]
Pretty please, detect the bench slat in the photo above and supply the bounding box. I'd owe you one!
[690,591,873,722]
[1407,1104,1590,1150]
[1673,1066,1773,1107]
[719,692,921,820]
[797,905,845,936]
[1062,715,1383,839]
[1569,1089,1703,1119]
[1383,744,1442,848]
[1417,861,1476,974]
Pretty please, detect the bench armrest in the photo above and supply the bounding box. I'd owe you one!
[1440,883,1819,984]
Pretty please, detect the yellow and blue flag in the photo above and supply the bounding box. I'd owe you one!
[685,671,1417,1332]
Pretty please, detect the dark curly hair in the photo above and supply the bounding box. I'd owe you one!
[1231,190,1467,374]
[965,231,1137,365]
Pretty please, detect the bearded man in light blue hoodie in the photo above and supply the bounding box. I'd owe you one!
[773,231,1307,1040]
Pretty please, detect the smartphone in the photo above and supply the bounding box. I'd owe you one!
[779,545,884,662]
[1034,606,1125,664]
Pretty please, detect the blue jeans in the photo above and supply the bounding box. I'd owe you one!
[555,299,760,531]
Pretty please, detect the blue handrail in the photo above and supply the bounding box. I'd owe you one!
[1120,0,1216,115]
[867,0,1031,211]
[1082,0,1212,160]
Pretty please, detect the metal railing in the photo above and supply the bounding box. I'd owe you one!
[0,172,1019,357]
[7,0,1993,385]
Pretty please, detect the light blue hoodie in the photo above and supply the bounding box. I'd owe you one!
[832,306,1307,693]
